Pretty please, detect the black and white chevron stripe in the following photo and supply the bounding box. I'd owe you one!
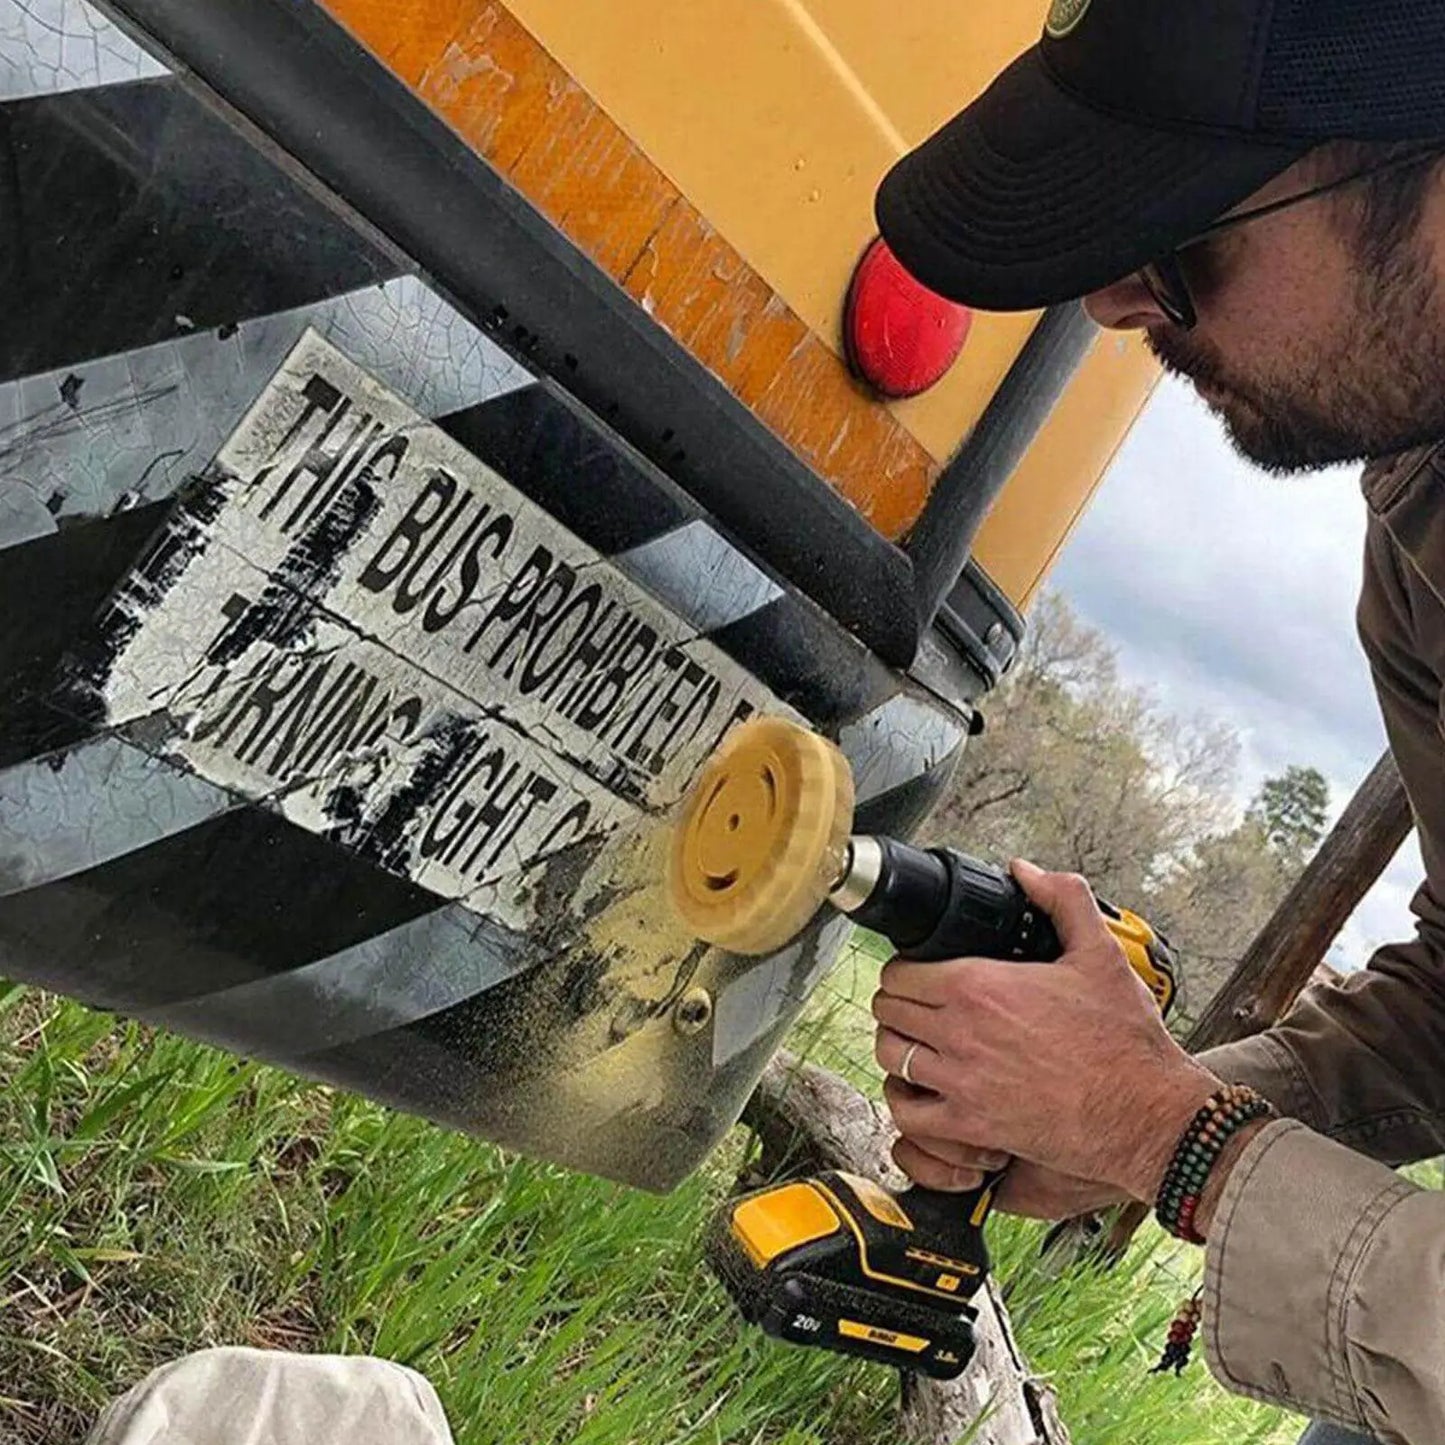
[0,0,975,1183]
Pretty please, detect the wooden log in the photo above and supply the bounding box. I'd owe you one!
[1101,748,1413,1257]
[740,1051,1071,1445]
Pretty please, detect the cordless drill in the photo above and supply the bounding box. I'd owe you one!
[706,836,1177,1379]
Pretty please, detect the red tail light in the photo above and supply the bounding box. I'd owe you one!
[843,237,971,399]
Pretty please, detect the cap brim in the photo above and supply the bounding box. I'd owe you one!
[876,48,1309,310]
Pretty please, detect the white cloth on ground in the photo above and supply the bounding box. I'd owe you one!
[85,1347,455,1445]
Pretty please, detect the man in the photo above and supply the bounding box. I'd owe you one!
[865,5,1445,1444]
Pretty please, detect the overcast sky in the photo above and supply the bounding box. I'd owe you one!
[1051,374,1422,969]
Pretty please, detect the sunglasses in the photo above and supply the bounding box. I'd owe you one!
[1139,147,1444,330]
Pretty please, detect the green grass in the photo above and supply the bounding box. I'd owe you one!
[991,1224,1295,1445]
[0,938,1353,1444]
[788,928,892,1094]
[0,986,897,1444]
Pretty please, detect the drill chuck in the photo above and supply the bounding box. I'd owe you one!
[830,836,1063,963]
[829,836,885,913]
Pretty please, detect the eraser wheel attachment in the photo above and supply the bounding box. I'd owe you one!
[669,717,855,956]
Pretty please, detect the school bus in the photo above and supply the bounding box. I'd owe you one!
[0,0,1156,1189]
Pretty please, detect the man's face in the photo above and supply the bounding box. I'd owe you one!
[1083,156,1445,472]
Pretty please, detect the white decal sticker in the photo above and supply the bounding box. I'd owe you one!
[80,330,791,928]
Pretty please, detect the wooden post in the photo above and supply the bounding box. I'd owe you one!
[1184,748,1411,1048]
[1102,748,1412,1256]
[740,1051,1071,1445]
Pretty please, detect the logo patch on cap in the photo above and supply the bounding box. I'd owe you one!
[1045,0,1091,38]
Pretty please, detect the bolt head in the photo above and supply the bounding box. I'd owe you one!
[673,988,714,1035]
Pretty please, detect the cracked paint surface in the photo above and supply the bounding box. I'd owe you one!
[72,331,794,932]
[0,276,532,550]
[614,518,782,634]
[0,733,236,895]
[0,0,166,101]
[3,327,977,1187]
[840,692,966,805]
[709,909,853,1069]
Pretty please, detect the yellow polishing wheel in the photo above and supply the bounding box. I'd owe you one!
[669,717,855,956]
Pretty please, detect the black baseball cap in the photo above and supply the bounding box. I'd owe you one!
[877,0,1445,310]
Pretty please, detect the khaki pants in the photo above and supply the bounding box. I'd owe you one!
[86,1348,455,1445]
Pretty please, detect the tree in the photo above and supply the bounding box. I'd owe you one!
[1154,768,1332,1029]
[925,592,1237,909]
[1248,764,1330,865]
[1146,816,1288,1030]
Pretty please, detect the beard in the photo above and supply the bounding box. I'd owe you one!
[1147,233,1445,475]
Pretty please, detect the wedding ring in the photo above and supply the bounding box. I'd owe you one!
[899,1041,921,1086]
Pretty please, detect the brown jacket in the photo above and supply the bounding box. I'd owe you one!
[1196,445,1445,1444]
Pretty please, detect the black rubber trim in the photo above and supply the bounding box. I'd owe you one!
[935,558,1027,691]
[907,303,1097,632]
[96,0,919,668]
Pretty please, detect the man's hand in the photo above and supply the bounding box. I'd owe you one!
[889,1126,1132,1218]
[871,858,1220,1209]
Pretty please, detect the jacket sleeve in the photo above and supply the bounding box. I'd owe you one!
[1196,514,1445,1167]
[1202,1118,1445,1442]
[1193,513,1445,1436]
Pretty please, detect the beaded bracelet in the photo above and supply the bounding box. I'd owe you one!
[1149,1086,1275,1376]
[1153,1083,1275,1245]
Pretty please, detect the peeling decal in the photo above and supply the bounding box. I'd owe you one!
[66,331,792,929]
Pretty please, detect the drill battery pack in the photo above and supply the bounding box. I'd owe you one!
[706,1172,981,1379]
